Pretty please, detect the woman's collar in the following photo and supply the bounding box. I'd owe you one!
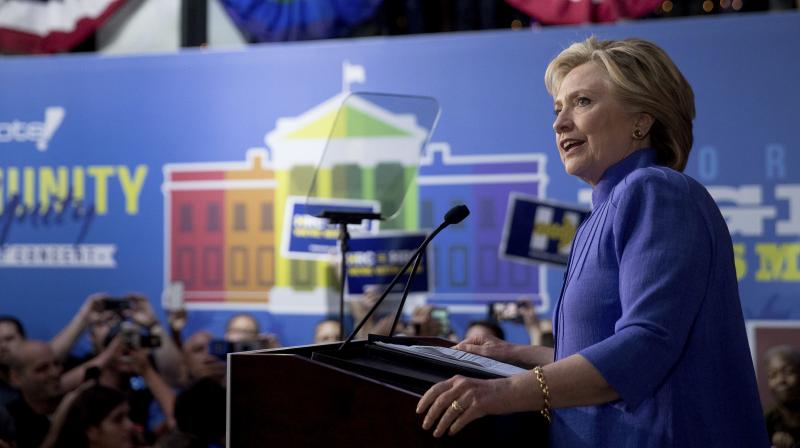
[592,148,658,208]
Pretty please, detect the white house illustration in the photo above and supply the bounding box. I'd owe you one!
[263,92,436,308]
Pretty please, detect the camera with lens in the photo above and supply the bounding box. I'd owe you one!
[120,321,161,349]
[102,296,131,312]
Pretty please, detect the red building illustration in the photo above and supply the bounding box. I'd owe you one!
[162,150,275,304]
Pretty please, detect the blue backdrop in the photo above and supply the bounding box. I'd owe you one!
[0,12,798,349]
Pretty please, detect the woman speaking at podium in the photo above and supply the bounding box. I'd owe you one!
[417,37,768,447]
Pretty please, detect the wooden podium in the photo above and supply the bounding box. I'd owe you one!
[227,335,548,447]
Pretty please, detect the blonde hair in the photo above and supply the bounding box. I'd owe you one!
[545,37,695,172]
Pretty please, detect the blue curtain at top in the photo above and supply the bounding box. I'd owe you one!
[220,0,384,42]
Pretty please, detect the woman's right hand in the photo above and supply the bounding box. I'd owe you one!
[454,334,518,363]
[454,334,553,368]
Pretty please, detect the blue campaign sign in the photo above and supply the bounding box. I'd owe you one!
[281,197,379,260]
[501,193,590,266]
[346,231,429,295]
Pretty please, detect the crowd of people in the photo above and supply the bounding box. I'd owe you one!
[0,294,226,448]
[1,287,796,447]
[0,291,552,448]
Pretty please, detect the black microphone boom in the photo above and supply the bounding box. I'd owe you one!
[339,204,470,350]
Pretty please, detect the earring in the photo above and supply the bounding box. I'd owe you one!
[633,128,644,139]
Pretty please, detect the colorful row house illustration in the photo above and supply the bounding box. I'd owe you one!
[417,142,550,310]
[162,150,276,304]
[163,93,432,306]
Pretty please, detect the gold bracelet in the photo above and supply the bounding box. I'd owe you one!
[532,366,551,423]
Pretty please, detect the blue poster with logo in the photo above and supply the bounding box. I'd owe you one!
[281,197,379,260]
[501,193,590,266]
[346,231,429,295]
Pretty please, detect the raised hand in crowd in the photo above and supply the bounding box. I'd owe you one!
[130,346,176,429]
[369,313,403,337]
[89,331,177,442]
[516,299,554,347]
[410,305,437,337]
[167,308,187,347]
[49,292,107,362]
[347,285,384,339]
[60,334,124,393]
[125,294,186,388]
[126,294,160,328]
[410,305,455,340]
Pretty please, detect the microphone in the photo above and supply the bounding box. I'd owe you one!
[444,204,469,225]
[339,204,470,350]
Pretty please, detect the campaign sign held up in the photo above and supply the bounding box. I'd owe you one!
[501,193,590,266]
[346,231,430,296]
[282,197,379,260]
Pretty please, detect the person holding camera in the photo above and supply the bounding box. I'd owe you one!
[89,320,177,443]
[52,293,186,389]
[410,305,456,340]
[181,331,226,386]
[489,299,554,347]
[224,313,281,350]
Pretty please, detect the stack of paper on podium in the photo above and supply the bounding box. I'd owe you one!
[373,342,527,377]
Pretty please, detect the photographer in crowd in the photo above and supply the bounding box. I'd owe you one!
[158,314,272,446]
[93,324,177,443]
[181,331,226,387]
[53,293,186,388]
[224,313,281,350]
[487,299,554,347]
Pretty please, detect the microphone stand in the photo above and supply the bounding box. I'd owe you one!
[389,250,424,336]
[318,210,381,340]
[339,215,454,350]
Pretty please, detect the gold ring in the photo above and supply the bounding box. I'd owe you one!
[451,400,465,412]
